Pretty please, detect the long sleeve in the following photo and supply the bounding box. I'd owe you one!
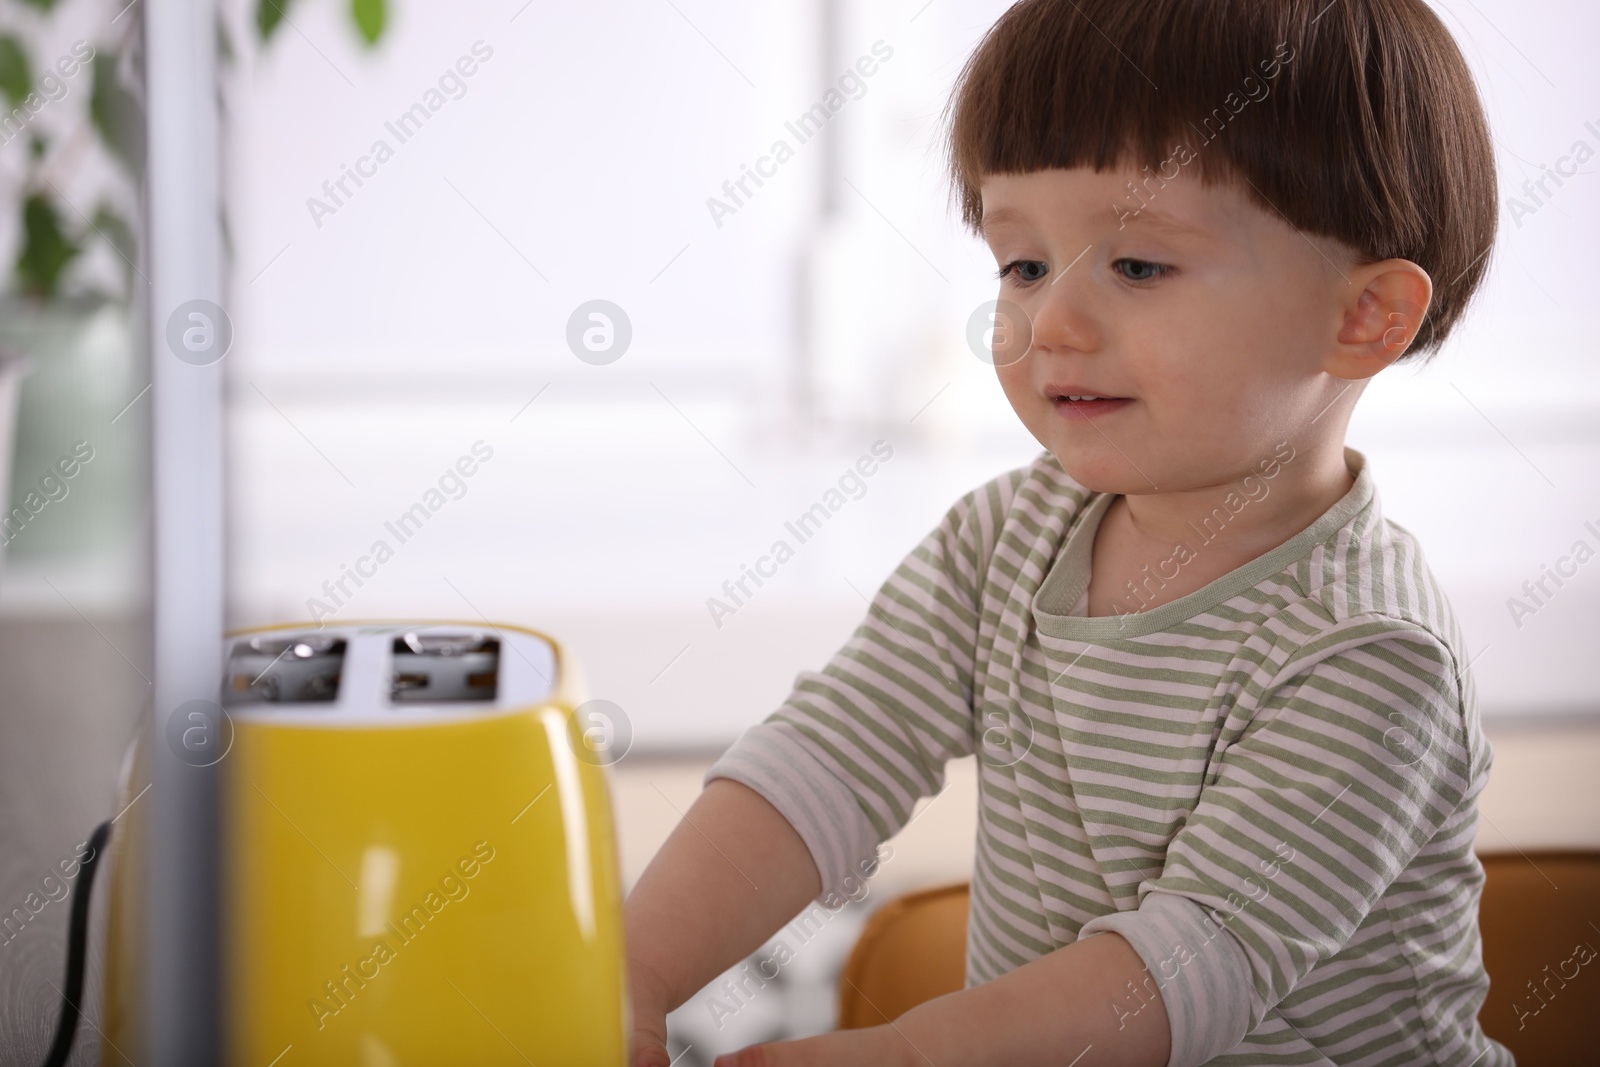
[704,474,1016,902]
[1078,618,1479,1066]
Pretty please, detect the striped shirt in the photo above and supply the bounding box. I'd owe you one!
[704,446,1511,1066]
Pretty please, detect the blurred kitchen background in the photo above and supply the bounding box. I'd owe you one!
[0,0,1596,1063]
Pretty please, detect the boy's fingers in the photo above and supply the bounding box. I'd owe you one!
[713,1035,848,1067]
[631,1034,672,1067]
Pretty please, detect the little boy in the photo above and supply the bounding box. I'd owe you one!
[626,0,1511,1064]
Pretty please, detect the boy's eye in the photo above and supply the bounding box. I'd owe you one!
[1112,258,1171,284]
[995,260,1049,285]
[996,258,1172,286]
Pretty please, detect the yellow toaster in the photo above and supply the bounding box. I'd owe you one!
[100,620,631,1066]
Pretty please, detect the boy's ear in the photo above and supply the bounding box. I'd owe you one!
[1324,259,1433,380]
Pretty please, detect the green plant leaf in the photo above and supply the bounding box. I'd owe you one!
[15,0,63,12]
[256,0,296,42]
[14,193,83,299]
[351,0,385,45]
[90,53,147,176]
[0,36,31,107]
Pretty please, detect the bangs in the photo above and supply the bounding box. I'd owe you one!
[943,0,1498,357]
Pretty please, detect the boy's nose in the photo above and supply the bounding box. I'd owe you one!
[1027,266,1102,355]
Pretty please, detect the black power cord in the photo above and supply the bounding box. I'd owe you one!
[40,819,111,1067]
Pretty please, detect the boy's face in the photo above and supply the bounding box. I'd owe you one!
[979,166,1365,496]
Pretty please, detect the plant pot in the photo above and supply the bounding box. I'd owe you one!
[0,292,143,569]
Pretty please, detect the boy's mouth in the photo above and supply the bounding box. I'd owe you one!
[1045,385,1132,419]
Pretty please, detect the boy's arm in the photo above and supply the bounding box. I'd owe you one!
[625,778,823,1066]
[1089,625,1478,1039]
[889,930,1172,1067]
[719,929,1173,1067]
[628,470,1030,1066]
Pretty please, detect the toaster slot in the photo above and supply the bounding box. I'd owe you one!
[389,631,499,703]
[225,633,346,704]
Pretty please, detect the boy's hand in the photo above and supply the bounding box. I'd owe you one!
[711,1024,912,1067]
[627,953,674,1067]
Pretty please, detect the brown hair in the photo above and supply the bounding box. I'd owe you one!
[943,0,1497,359]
